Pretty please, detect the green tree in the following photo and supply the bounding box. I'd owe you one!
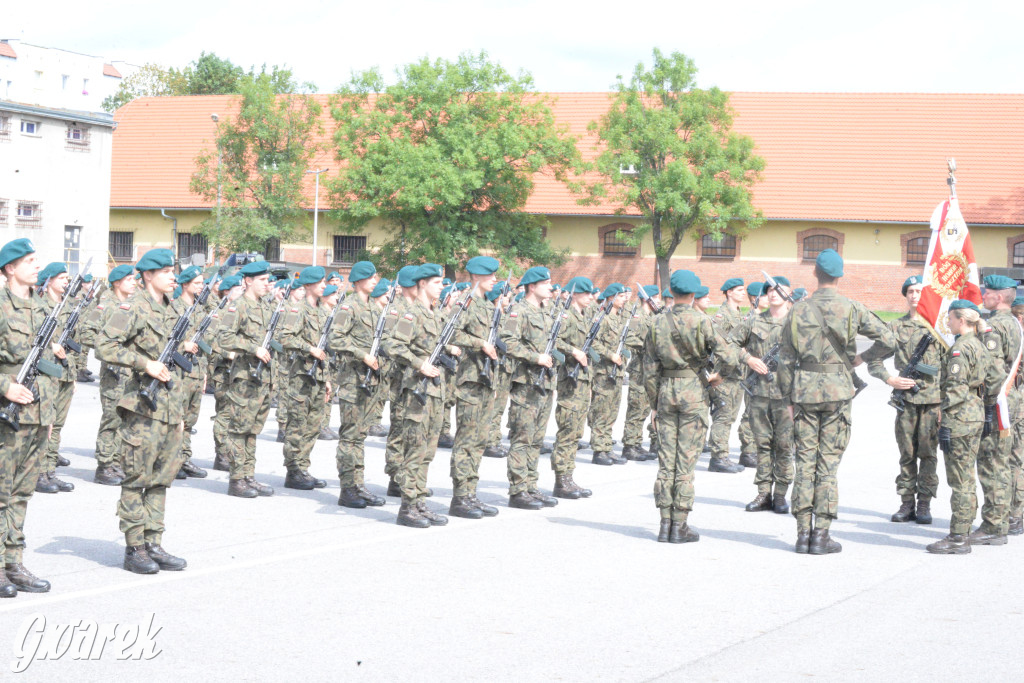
[328,51,580,276]
[102,63,187,112]
[178,51,244,95]
[189,72,323,254]
[585,49,765,287]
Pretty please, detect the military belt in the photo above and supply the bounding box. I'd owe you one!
[801,362,845,373]
[662,368,698,378]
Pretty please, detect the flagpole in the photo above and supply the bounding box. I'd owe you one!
[947,158,957,200]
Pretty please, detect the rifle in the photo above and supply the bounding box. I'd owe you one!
[480,273,512,387]
[0,259,92,431]
[636,283,663,314]
[610,300,640,381]
[740,343,781,395]
[359,281,399,396]
[307,291,347,378]
[440,283,457,309]
[761,271,793,303]
[183,294,230,366]
[250,273,299,380]
[412,289,474,405]
[888,335,937,411]
[566,298,614,385]
[56,279,106,367]
[531,292,572,393]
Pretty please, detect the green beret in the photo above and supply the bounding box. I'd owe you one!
[514,292,525,302]
[747,282,762,297]
[948,299,982,314]
[566,276,593,294]
[218,275,242,292]
[108,264,134,284]
[36,262,67,286]
[902,275,923,296]
[397,265,420,288]
[642,285,659,298]
[442,278,452,287]
[694,285,710,299]
[455,281,470,291]
[552,283,562,293]
[176,265,202,285]
[761,276,791,295]
[297,266,326,286]
[327,271,342,282]
[792,287,808,302]
[983,274,1017,291]
[519,266,551,287]
[348,261,376,283]
[172,285,182,300]
[82,274,93,283]
[414,263,443,282]
[322,284,339,297]
[815,248,844,277]
[239,260,271,278]
[466,255,500,275]
[274,279,290,290]
[598,282,625,302]
[662,288,673,299]
[1014,297,1024,308]
[135,248,175,272]
[0,238,36,269]
[669,270,701,295]
[371,278,391,298]
[592,287,601,295]
[720,277,744,292]
[440,285,453,302]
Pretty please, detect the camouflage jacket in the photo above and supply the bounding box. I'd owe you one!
[729,309,787,400]
[500,298,555,390]
[279,298,329,383]
[866,313,943,405]
[452,295,495,387]
[711,304,745,379]
[42,291,80,381]
[381,298,444,399]
[328,294,378,398]
[216,294,275,383]
[170,295,205,379]
[555,304,591,385]
[95,290,186,424]
[591,306,628,378]
[982,309,1023,421]
[777,288,894,404]
[942,333,1005,437]
[77,289,110,349]
[0,286,57,425]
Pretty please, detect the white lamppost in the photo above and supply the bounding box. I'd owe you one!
[306,168,328,266]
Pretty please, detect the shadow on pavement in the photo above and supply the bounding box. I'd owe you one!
[34,536,125,568]
[545,516,652,541]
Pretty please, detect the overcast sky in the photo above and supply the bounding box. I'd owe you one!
[6,0,1022,93]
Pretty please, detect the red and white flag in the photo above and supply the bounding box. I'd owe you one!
[916,197,982,345]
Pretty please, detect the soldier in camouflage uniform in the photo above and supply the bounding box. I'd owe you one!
[0,239,58,596]
[171,266,209,480]
[621,285,660,462]
[278,266,330,490]
[867,275,942,524]
[588,284,629,464]
[275,282,306,444]
[382,264,451,528]
[95,248,191,575]
[500,267,561,510]
[35,263,76,494]
[927,300,1006,554]
[483,288,516,459]
[730,276,795,513]
[735,282,766,468]
[383,266,423,496]
[364,278,395,438]
[210,276,244,470]
[644,269,740,544]
[1011,296,1024,535]
[777,249,894,554]
[436,285,460,450]
[705,278,749,473]
[329,261,388,509]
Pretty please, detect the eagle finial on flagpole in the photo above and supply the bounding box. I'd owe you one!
[946,157,957,199]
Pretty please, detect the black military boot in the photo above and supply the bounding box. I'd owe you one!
[913,497,932,525]
[967,528,1008,546]
[708,457,744,473]
[469,495,499,517]
[245,477,274,497]
[739,452,757,468]
[483,446,506,458]
[609,451,627,465]
[578,440,590,450]
[657,519,671,543]
[35,472,59,494]
[553,475,582,499]
[212,452,231,472]
[307,471,327,488]
[123,546,160,574]
[745,491,772,512]
[5,564,50,592]
[276,430,286,443]
[356,485,385,506]
[449,496,484,519]
[808,529,842,555]
[94,465,123,486]
[48,472,74,492]
[509,492,543,510]
[175,466,186,479]
[417,501,449,526]
[1009,516,1024,536]
[181,461,208,478]
[621,445,645,461]
[144,544,187,571]
[592,452,613,466]
[926,534,971,554]
[772,492,790,515]
[0,572,16,598]
[669,522,700,543]
[566,474,592,498]
[227,479,257,498]
[539,443,553,455]
[397,502,430,528]
[530,491,558,507]
[437,433,455,449]
[317,427,335,440]
[387,478,402,497]
[795,529,811,554]
[891,499,916,523]
[56,454,71,467]
[284,469,315,491]
[338,486,368,509]
[367,424,389,437]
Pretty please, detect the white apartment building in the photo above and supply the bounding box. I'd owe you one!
[1,39,120,276]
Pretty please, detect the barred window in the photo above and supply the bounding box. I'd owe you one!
[109,231,134,261]
[701,234,736,259]
[603,230,637,257]
[264,237,281,261]
[332,235,366,265]
[802,234,838,261]
[906,237,930,266]
[1014,242,1024,268]
[0,115,10,141]
[177,232,208,261]
[15,201,42,226]
[65,124,90,151]
[0,198,8,223]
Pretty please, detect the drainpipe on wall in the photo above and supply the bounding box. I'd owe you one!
[160,209,177,269]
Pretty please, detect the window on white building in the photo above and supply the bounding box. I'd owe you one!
[66,124,90,150]
[82,77,89,95]
[15,202,42,227]
[62,74,69,90]
[0,115,10,141]
[0,199,8,224]
[20,120,40,136]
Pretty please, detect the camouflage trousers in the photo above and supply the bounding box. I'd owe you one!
[0,424,46,566]
[282,374,328,472]
[943,431,982,535]
[622,374,656,448]
[179,375,203,464]
[211,365,230,460]
[440,372,456,438]
[507,382,554,495]
[96,364,125,467]
[893,402,940,501]
[396,388,442,504]
[45,379,75,471]
[588,373,622,453]
[737,393,756,458]
[1012,419,1024,518]
[223,376,273,480]
[487,369,512,448]
[117,411,184,547]
[792,401,851,532]
[367,374,388,429]
[553,378,591,475]
[749,396,794,494]
[977,426,1013,535]
[708,380,743,460]
[383,372,406,480]
[654,403,707,523]
[337,391,376,488]
[450,380,497,497]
